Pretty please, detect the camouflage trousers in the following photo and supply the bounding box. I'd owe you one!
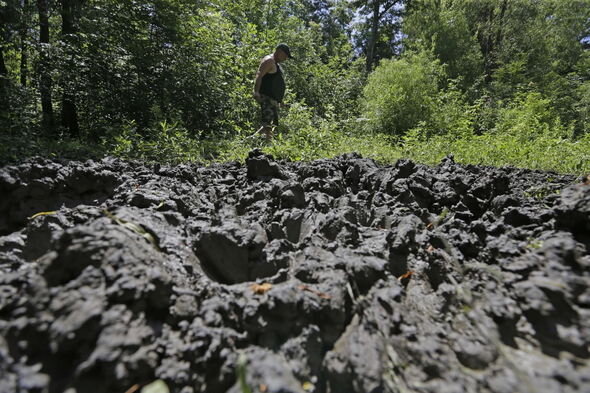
[259,95,279,127]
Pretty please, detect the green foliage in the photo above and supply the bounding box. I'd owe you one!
[361,50,445,136]
[283,26,365,120]
[576,80,590,135]
[265,101,345,161]
[403,0,590,132]
[403,97,590,174]
[494,92,573,140]
[217,98,400,164]
[1,0,365,162]
[403,0,483,88]
[491,57,530,98]
[72,0,241,138]
[362,0,590,175]
[105,120,203,164]
[406,81,476,140]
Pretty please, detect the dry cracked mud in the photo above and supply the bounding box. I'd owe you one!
[0,149,589,393]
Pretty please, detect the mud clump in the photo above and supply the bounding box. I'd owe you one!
[0,153,589,393]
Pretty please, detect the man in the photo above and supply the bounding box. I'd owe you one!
[253,43,293,141]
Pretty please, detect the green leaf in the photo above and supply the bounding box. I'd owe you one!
[237,352,253,393]
[141,380,169,393]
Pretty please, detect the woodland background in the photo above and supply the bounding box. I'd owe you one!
[1,0,589,172]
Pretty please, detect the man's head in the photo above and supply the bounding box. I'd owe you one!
[275,43,293,62]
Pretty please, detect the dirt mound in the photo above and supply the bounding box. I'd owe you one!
[1,151,589,393]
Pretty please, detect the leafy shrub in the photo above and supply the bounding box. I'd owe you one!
[361,50,445,136]
[217,99,400,164]
[402,92,590,174]
[430,131,589,173]
[106,120,203,164]
[405,81,476,140]
[495,91,573,140]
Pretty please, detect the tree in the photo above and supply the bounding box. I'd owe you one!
[59,0,80,137]
[37,0,54,131]
[0,46,6,80]
[298,0,353,57]
[19,0,30,87]
[470,0,508,83]
[361,50,444,135]
[1,0,13,98]
[403,0,483,90]
[352,0,406,73]
[0,16,7,85]
[0,45,7,114]
[401,0,590,135]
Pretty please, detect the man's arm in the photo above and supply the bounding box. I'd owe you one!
[253,57,274,101]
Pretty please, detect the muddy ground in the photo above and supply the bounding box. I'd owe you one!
[0,150,589,393]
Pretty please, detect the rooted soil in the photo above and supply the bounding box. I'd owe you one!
[0,150,589,393]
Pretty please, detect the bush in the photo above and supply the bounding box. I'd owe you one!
[402,91,589,174]
[360,50,445,136]
[216,99,401,164]
[406,80,476,140]
[105,120,203,164]
[495,91,573,140]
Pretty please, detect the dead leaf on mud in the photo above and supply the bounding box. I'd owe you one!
[426,245,435,253]
[124,384,140,393]
[298,285,331,299]
[583,175,590,185]
[302,381,314,391]
[258,383,268,392]
[29,211,57,219]
[397,271,414,282]
[251,283,273,294]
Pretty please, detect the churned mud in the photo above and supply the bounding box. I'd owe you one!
[0,150,589,393]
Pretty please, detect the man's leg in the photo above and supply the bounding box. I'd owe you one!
[256,124,272,141]
[258,96,277,142]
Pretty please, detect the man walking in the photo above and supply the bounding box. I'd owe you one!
[253,43,293,141]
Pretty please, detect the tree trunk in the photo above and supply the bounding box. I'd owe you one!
[0,45,7,79]
[365,0,380,73]
[495,0,508,56]
[60,0,79,137]
[0,45,8,111]
[20,0,29,87]
[20,43,28,87]
[481,0,508,84]
[481,5,495,84]
[1,10,9,109]
[37,0,54,132]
